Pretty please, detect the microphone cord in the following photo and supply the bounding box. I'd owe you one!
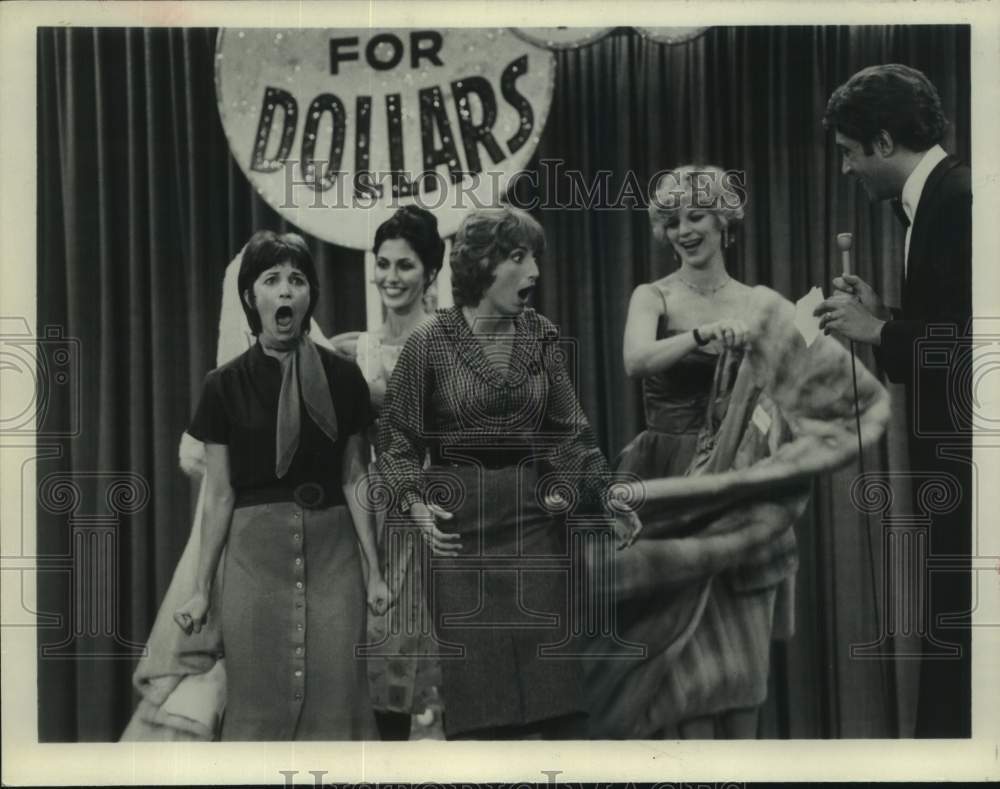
[848,337,895,734]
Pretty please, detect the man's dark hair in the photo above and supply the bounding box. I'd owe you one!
[823,63,947,154]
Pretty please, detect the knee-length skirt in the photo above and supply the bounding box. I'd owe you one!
[427,463,586,738]
[220,501,377,741]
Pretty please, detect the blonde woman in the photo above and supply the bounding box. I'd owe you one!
[615,166,777,738]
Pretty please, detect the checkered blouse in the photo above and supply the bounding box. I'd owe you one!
[375,306,611,514]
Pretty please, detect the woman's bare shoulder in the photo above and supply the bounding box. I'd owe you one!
[631,279,673,309]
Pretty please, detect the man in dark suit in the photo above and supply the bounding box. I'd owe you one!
[815,63,972,738]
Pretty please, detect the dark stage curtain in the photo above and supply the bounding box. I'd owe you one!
[37,25,969,741]
[35,27,366,742]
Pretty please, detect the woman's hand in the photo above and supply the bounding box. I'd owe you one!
[367,574,392,616]
[696,318,750,350]
[544,490,642,549]
[410,501,461,556]
[173,591,210,635]
[605,496,643,550]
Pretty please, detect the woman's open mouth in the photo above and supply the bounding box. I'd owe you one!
[275,305,295,331]
[517,285,535,302]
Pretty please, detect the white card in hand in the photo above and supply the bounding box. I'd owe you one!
[794,286,824,347]
[752,403,773,435]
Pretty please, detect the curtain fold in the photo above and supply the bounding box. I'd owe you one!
[37,25,969,741]
[36,27,366,742]
[527,25,968,740]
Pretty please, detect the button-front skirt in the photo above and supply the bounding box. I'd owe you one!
[220,502,376,740]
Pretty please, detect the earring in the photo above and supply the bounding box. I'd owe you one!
[723,225,731,248]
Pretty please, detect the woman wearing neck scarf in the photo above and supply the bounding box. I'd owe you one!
[173,230,389,741]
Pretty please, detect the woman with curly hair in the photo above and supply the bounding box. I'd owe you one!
[620,164,752,490]
[604,165,791,739]
[376,206,639,740]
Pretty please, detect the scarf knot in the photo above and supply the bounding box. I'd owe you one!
[274,335,338,478]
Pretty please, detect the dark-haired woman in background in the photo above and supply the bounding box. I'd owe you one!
[353,206,445,741]
[376,206,640,740]
[173,230,388,740]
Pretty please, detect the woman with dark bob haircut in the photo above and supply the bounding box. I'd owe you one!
[173,229,389,740]
[376,206,640,740]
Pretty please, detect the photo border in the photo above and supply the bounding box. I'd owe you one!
[2,0,998,784]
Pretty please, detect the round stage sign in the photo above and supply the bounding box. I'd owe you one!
[511,28,615,49]
[635,27,710,45]
[215,28,556,249]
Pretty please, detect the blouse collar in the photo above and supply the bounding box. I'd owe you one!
[443,305,535,387]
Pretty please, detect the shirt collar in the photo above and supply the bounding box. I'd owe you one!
[900,144,948,224]
[248,336,296,372]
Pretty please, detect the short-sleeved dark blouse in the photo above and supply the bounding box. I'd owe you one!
[188,341,374,509]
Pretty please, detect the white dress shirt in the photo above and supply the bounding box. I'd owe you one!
[900,143,948,275]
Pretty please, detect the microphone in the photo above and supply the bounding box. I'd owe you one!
[836,232,853,276]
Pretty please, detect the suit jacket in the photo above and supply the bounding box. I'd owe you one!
[877,157,973,738]
[878,156,972,386]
